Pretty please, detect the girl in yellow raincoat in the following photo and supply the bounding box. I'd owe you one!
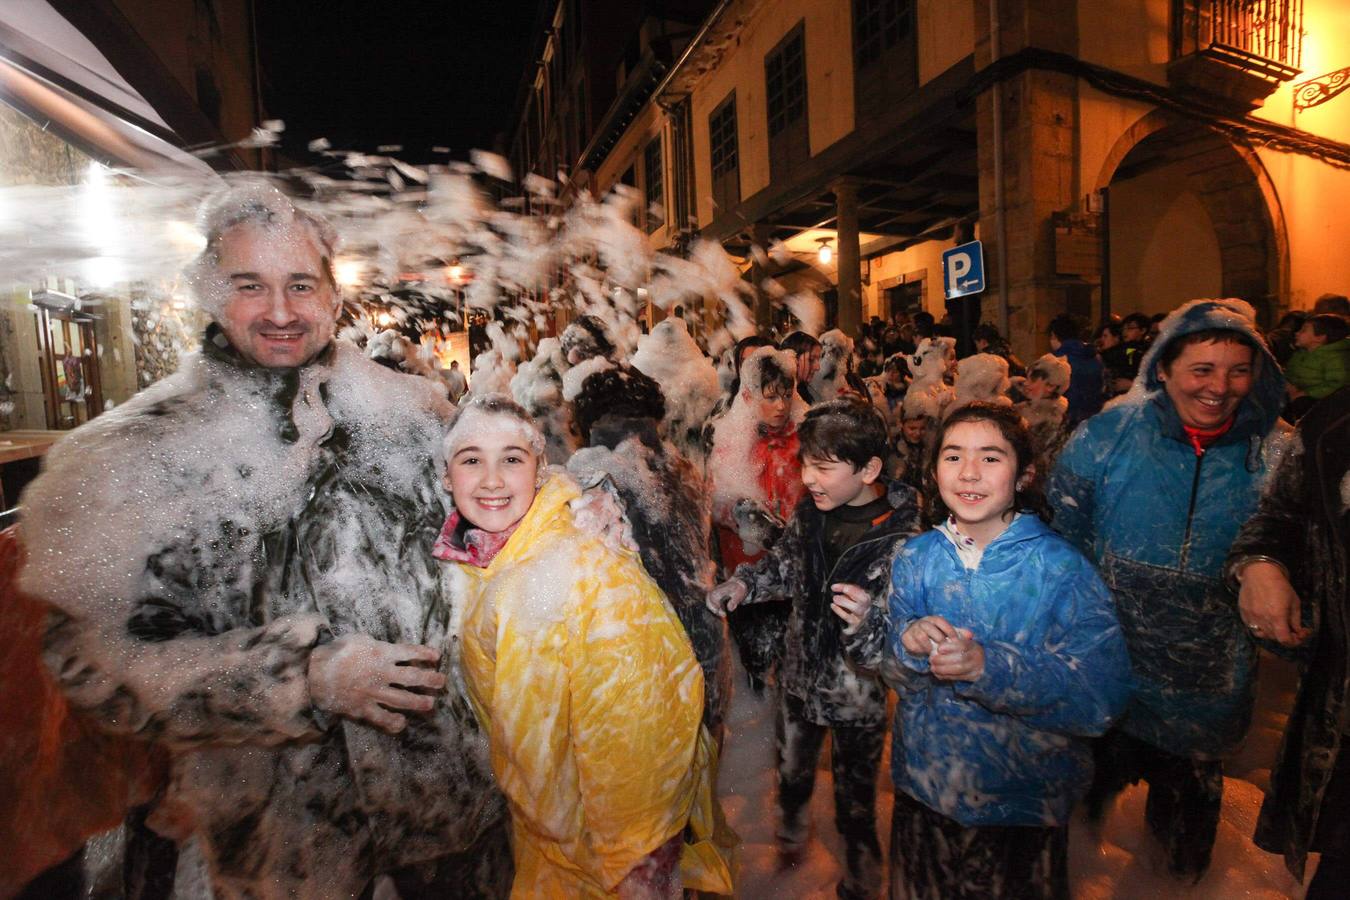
[433,394,735,898]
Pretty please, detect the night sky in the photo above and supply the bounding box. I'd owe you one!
[256,0,542,165]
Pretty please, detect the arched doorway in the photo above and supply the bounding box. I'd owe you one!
[1096,112,1288,324]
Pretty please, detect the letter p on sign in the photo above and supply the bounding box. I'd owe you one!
[942,240,985,300]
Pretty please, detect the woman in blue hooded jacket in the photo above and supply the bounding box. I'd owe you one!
[1048,298,1288,881]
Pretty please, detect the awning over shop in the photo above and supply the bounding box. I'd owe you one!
[0,0,213,175]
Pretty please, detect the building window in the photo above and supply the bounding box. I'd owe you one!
[853,0,913,69]
[765,22,810,183]
[708,91,739,213]
[765,25,806,138]
[852,0,917,120]
[643,136,664,232]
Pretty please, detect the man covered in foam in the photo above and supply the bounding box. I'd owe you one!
[17,182,510,898]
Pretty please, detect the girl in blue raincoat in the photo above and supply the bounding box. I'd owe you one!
[835,402,1131,899]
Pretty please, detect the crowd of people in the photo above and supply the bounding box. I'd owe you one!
[6,183,1350,900]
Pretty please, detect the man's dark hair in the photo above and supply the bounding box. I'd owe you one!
[1313,293,1350,317]
[973,322,1004,346]
[913,311,936,340]
[571,365,666,444]
[883,353,910,376]
[1276,310,1309,332]
[1308,313,1350,343]
[1158,327,1259,373]
[1048,314,1084,342]
[1097,321,1123,340]
[1122,312,1151,331]
[798,398,888,471]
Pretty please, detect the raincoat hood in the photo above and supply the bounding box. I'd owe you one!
[1135,298,1285,439]
[1053,337,1095,361]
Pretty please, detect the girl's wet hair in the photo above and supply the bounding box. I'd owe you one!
[755,354,796,397]
[442,393,546,460]
[923,402,1051,526]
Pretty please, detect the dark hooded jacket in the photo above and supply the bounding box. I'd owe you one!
[567,417,731,739]
[1051,337,1105,425]
[1227,387,1350,880]
[1048,299,1288,759]
[734,481,922,727]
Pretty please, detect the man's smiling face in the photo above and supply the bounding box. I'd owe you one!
[215,222,338,367]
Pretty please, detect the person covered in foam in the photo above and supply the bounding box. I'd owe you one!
[432,394,735,898]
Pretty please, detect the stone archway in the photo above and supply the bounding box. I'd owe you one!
[1095,111,1289,323]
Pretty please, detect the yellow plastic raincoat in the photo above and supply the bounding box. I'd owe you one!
[451,473,736,897]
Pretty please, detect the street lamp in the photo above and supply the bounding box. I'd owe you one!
[816,237,833,265]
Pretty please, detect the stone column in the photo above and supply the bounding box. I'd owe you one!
[974,0,1082,365]
[750,223,774,331]
[833,178,862,337]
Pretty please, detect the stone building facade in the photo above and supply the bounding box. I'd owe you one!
[511,0,1350,361]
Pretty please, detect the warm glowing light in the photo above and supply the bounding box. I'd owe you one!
[80,256,124,288]
[446,264,465,283]
[817,243,833,265]
[166,220,206,254]
[79,164,123,287]
[376,311,394,327]
[335,259,363,287]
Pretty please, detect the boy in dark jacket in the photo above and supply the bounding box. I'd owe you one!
[707,399,922,900]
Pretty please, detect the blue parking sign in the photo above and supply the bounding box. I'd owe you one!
[943,241,985,299]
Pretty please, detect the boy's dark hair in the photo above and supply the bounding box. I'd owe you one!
[972,322,1003,345]
[572,365,666,444]
[1276,310,1309,332]
[798,398,889,471]
[1157,327,1259,373]
[914,311,936,339]
[1122,312,1151,331]
[1308,313,1350,343]
[778,330,821,358]
[1313,293,1350,317]
[923,402,1051,525]
[1048,314,1083,342]
[1097,321,1123,340]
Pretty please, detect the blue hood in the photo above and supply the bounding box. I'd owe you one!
[1134,298,1285,439]
[1053,338,1096,361]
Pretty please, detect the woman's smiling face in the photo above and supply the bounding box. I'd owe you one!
[1159,337,1255,430]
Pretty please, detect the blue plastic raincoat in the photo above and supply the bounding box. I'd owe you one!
[1048,298,1287,758]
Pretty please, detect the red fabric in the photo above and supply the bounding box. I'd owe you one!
[0,527,166,896]
[1182,415,1236,456]
[716,427,803,572]
[752,427,804,522]
[431,511,520,568]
